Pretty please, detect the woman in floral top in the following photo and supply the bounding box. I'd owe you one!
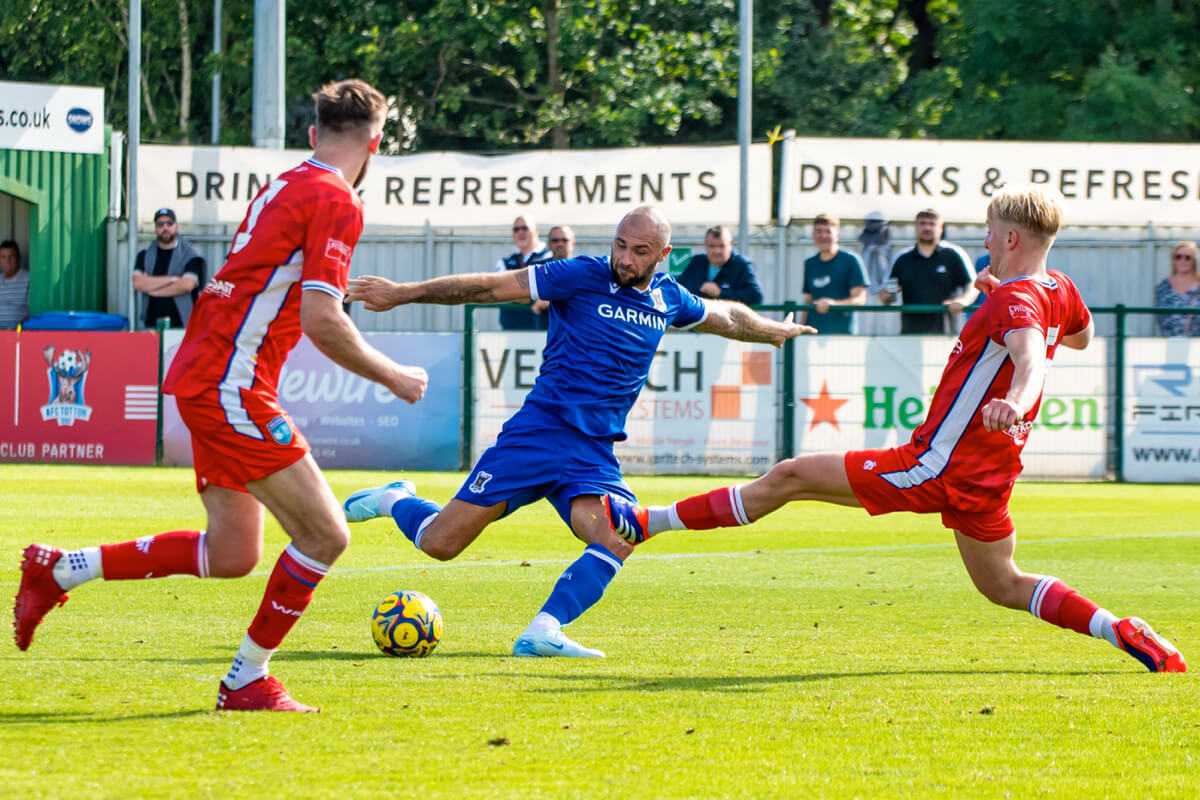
[1155,240,1200,336]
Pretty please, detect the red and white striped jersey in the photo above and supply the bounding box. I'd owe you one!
[884,270,1092,503]
[162,158,362,415]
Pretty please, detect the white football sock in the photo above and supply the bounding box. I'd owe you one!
[646,505,682,535]
[223,634,275,690]
[51,547,103,590]
[523,612,561,636]
[1089,608,1120,648]
[378,487,411,517]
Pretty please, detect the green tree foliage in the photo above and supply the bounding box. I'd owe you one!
[3,0,1199,149]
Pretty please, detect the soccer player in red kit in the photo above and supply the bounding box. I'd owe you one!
[605,185,1186,674]
[13,79,430,710]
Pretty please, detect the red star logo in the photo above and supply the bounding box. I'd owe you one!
[800,380,849,431]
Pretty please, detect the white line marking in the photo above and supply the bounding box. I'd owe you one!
[243,529,1200,578]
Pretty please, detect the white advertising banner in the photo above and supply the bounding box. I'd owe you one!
[791,337,1108,479]
[139,142,772,227]
[1123,338,1200,483]
[473,332,777,475]
[782,137,1200,226]
[0,81,105,155]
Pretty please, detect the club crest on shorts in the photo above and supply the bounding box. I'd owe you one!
[266,415,293,445]
[468,470,493,493]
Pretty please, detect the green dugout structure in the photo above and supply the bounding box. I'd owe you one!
[0,127,112,316]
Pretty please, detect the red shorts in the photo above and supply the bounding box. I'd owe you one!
[175,390,309,493]
[844,445,1015,542]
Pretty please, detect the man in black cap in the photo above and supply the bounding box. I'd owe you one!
[132,208,207,329]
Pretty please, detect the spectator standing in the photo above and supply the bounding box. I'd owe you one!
[677,225,763,305]
[801,214,867,334]
[881,208,976,334]
[1155,240,1200,337]
[133,208,206,329]
[547,225,575,261]
[0,240,30,329]
[495,215,554,330]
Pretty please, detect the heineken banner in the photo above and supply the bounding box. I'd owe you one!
[790,336,1108,479]
[1123,337,1200,483]
[472,332,779,475]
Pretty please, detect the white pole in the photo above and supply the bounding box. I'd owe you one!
[737,0,752,254]
[127,0,141,331]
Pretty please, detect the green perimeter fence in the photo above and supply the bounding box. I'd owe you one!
[462,303,1197,482]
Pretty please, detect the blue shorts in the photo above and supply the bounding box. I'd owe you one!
[455,405,635,526]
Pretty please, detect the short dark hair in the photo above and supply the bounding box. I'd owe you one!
[812,213,840,228]
[313,79,387,138]
[0,240,18,257]
[915,208,941,222]
[705,225,732,241]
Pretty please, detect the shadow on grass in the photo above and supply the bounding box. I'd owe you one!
[494,668,1130,693]
[0,708,210,725]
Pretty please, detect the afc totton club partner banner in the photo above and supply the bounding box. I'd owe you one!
[782,137,1200,226]
[473,332,777,475]
[139,143,772,227]
[790,336,1108,480]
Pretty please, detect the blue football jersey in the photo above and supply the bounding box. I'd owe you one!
[525,255,708,440]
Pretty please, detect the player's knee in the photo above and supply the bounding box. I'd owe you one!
[208,546,260,578]
[419,538,462,562]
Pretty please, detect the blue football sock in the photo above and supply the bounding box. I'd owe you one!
[538,543,623,627]
[390,495,442,550]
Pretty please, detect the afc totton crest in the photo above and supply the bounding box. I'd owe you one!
[40,345,93,426]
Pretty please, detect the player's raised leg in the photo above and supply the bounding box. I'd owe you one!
[12,491,260,652]
[604,452,857,544]
[513,494,631,658]
[954,530,1186,673]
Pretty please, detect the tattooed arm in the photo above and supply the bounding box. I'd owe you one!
[347,269,533,311]
[692,299,815,347]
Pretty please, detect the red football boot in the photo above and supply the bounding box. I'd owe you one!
[216,676,319,712]
[13,544,69,651]
[1114,617,1187,673]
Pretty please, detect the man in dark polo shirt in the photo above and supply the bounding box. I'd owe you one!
[881,208,976,334]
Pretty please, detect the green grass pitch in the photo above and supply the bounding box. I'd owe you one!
[1,464,1197,798]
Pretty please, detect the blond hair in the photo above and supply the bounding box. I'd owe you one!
[1171,240,1199,277]
[988,185,1064,239]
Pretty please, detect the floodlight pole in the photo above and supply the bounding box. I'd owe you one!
[737,0,752,254]
[127,0,141,331]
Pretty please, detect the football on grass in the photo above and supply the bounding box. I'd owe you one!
[371,590,443,657]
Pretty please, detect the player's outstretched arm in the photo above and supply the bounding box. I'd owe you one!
[692,300,816,347]
[980,327,1046,431]
[300,289,428,403]
[348,270,532,311]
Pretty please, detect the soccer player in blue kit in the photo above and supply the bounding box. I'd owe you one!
[344,206,814,657]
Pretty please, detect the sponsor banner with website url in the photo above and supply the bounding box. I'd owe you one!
[1123,338,1200,483]
[0,331,158,464]
[162,331,462,471]
[473,332,778,475]
[790,336,1108,479]
[782,136,1200,226]
[138,142,772,227]
[0,81,105,155]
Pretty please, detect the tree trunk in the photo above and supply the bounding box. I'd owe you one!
[177,0,192,141]
[545,0,569,148]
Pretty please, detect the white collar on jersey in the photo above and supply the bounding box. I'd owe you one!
[305,157,344,178]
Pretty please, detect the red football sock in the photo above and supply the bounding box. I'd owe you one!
[1029,577,1098,636]
[674,486,751,529]
[246,544,329,650]
[100,530,206,579]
